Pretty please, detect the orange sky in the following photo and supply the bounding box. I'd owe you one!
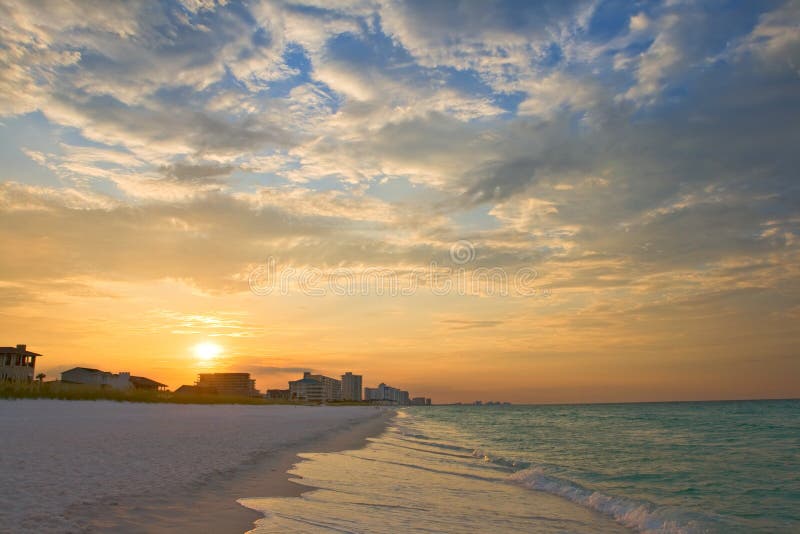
[4,271,798,403]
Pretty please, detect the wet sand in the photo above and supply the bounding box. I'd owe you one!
[83,409,393,533]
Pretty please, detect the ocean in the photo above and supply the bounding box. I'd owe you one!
[241,400,800,533]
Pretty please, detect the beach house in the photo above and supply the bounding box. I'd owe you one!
[129,375,169,392]
[0,344,40,383]
[61,367,133,389]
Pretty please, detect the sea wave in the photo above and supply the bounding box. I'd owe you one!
[472,448,531,470]
[513,466,726,533]
[472,449,719,534]
[402,414,720,532]
[403,438,474,453]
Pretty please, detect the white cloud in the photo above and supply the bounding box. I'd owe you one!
[517,73,601,117]
[377,0,597,92]
[621,13,683,104]
[629,12,650,32]
[736,0,800,74]
[0,0,796,302]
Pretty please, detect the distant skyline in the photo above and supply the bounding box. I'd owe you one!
[1,0,799,403]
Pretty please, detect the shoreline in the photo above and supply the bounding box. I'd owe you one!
[83,407,395,533]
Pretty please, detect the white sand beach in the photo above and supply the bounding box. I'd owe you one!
[0,399,390,533]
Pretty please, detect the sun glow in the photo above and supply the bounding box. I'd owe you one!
[193,342,222,363]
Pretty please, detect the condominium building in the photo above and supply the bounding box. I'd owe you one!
[0,344,40,383]
[341,372,363,401]
[288,376,325,402]
[364,383,411,405]
[304,372,342,401]
[289,372,342,401]
[197,373,259,397]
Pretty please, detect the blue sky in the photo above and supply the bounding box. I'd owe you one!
[0,0,799,400]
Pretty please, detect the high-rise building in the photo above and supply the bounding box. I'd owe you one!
[197,373,259,397]
[341,372,362,401]
[0,344,40,383]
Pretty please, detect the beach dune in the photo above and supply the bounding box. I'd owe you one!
[0,399,389,533]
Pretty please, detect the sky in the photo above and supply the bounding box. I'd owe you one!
[0,0,798,403]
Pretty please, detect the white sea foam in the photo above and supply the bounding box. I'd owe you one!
[467,446,718,533]
[243,418,626,533]
[509,466,711,534]
[0,399,379,533]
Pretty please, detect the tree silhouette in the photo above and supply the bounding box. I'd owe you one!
[36,373,45,384]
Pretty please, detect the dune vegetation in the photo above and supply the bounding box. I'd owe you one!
[0,382,368,405]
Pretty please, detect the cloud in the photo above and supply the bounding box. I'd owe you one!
[377,0,596,90]
[247,365,311,374]
[160,162,235,185]
[0,0,798,365]
[629,12,650,32]
[735,0,800,74]
[516,73,602,117]
[441,319,503,330]
[149,310,265,337]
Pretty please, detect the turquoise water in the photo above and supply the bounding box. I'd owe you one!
[243,400,799,533]
[413,400,800,532]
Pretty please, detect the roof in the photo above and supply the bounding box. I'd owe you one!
[290,377,322,385]
[0,347,42,356]
[63,367,110,375]
[130,376,167,388]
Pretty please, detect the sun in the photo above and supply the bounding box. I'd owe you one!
[193,342,222,363]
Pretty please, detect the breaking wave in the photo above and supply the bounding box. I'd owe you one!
[473,449,721,534]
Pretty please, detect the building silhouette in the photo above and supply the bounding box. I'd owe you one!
[289,375,324,401]
[341,372,363,401]
[364,383,411,405]
[197,373,258,397]
[0,344,39,383]
[61,367,167,391]
[289,372,342,401]
[61,367,132,389]
[265,388,290,400]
